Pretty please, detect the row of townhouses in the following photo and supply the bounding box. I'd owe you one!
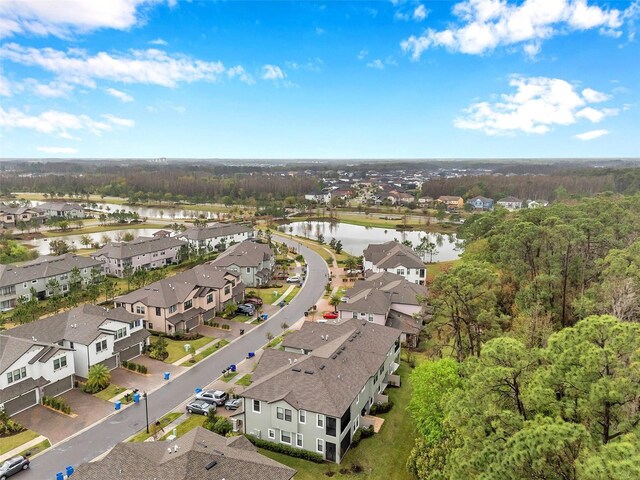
[0,201,86,227]
[0,304,149,415]
[176,223,254,251]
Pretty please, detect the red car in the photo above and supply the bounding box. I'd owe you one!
[323,311,339,319]
[245,297,263,306]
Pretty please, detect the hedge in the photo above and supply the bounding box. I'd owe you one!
[245,434,325,463]
[369,400,393,415]
[121,360,148,374]
[42,395,71,414]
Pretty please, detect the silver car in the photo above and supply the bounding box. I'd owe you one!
[195,389,227,406]
[0,456,30,480]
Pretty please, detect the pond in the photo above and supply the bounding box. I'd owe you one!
[284,221,462,262]
[22,229,162,255]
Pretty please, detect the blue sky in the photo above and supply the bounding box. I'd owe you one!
[0,0,639,159]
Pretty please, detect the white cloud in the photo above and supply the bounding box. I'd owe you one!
[454,75,619,135]
[227,65,255,85]
[357,49,368,60]
[261,64,285,81]
[413,4,428,21]
[285,58,324,72]
[148,38,168,45]
[105,87,134,102]
[0,75,12,96]
[0,106,113,138]
[582,87,610,102]
[366,59,385,69]
[394,11,410,21]
[315,27,326,35]
[0,43,227,88]
[0,0,162,39]
[574,129,609,140]
[0,75,73,98]
[37,146,78,154]
[102,114,135,127]
[401,0,628,59]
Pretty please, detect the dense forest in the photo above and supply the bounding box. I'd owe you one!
[408,193,640,479]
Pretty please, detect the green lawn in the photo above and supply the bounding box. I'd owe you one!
[282,286,300,303]
[150,335,214,363]
[19,439,50,458]
[259,363,416,480]
[221,371,239,383]
[233,315,253,323]
[0,429,40,455]
[180,340,227,366]
[426,260,458,283]
[160,413,207,440]
[236,374,253,387]
[128,412,182,442]
[93,384,126,402]
[252,285,289,305]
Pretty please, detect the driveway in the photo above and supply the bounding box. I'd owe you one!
[110,356,187,394]
[13,390,113,445]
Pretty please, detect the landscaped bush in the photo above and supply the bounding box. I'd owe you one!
[0,410,25,436]
[369,401,393,415]
[83,364,111,394]
[222,324,230,330]
[245,434,325,463]
[137,364,147,374]
[212,322,220,328]
[122,360,147,374]
[42,395,71,414]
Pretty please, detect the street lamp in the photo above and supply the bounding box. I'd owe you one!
[143,391,150,434]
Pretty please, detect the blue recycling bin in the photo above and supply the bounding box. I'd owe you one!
[164,371,170,380]
[66,465,74,476]
[114,400,121,411]
[133,392,140,403]
[56,472,64,480]
[261,313,268,320]
[248,351,255,358]
[195,387,202,394]
[230,364,236,372]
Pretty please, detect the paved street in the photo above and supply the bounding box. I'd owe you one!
[21,236,328,478]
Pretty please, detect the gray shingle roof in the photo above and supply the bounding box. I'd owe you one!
[91,236,185,260]
[387,310,423,336]
[352,271,427,306]
[179,223,253,242]
[210,240,274,268]
[0,253,103,287]
[35,201,84,212]
[243,319,401,417]
[363,241,424,270]
[341,288,391,315]
[72,427,295,480]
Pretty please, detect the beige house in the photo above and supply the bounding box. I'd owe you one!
[437,195,464,211]
[114,264,244,335]
[0,204,45,228]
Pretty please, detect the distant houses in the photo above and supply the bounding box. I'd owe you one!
[91,236,186,277]
[0,204,45,228]
[437,195,464,211]
[36,201,86,219]
[209,240,276,287]
[467,196,494,211]
[304,190,332,204]
[363,241,426,285]
[176,223,254,252]
[496,196,523,210]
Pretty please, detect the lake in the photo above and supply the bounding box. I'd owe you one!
[284,221,462,262]
[23,229,163,255]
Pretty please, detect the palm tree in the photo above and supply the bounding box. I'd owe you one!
[80,234,92,249]
[86,364,110,393]
[329,294,341,312]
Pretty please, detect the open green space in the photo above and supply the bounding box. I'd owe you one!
[0,429,40,455]
[150,335,214,363]
[160,414,207,440]
[93,384,126,402]
[252,285,289,305]
[180,340,228,366]
[259,363,415,480]
[282,286,300,303]
[425,260,459,283]
[128,412,182,442]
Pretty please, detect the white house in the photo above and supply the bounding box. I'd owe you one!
[362,241,426,285]
[176,223,254,252]
[497,196,523,210]
[35,201,86,219]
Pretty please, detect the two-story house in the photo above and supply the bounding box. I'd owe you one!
[240,319,401,463]
[0,204,45,228]
[0,304,148,415]
[35,201,86,219]
[209,240,275,287]
[91,236,186,277]
[177,223,254,253]
[437,195,464,211]
[114,264,244,335]
[0,254,104,311]
[497,196,523,210]
[363,241,426,285]
[467,196,494,211]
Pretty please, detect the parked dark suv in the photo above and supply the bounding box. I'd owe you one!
[0,456,30,479]
[236,303,255,315]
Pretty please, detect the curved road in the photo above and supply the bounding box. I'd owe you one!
[22,236,328,478]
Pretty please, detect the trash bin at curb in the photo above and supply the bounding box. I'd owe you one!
[115,401,121,411]
[164,371,170,380]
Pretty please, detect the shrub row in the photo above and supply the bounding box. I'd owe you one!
[351,425,375,448]
[221,324,230,330]
[245,434,325,463]
[42,395,71,414]
[369,400,393,415]
[121,360,148,374]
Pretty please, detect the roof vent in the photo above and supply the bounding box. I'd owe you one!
[340,346,346,351]
[292,367,301,372]
[205,460,218,470]
[319,364,325,370]
[304,370,314,375]
[331,354,338,360]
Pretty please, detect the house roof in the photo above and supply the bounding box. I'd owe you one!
[91,236,185,260]
[386,310,423,336]
[4,304,141,347]
[116,264,241,308]
[36,201,84,212]
[340,288,391,315]
[438,195,463,202]
[113,328,151,353]
[0,254,103,287]
[0,204,42,216]
[179,222,253,242]
[243,319,401,417]
[72,427,296,480]
[350,271,427,306]
[363,241,424,270]
[497,196,522,203]
[210,240,274,268]
[467,196,494,203]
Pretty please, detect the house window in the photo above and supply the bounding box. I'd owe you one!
[253,399,261,413]
[96,339,108,353]
[7,367,26,384]
[148,322,153,330]
[69,341,74,349]
[296,433,303,448]
[299,410,306,424]
[115,327,127,340]
[352,312,357,319]
[277,407,284,420]
[281,431,291,444]
[268,429,275,439]
[317,438,324,453]
[368,314,374,322]
[317,414,325,429]
[129,319,141,329]
[169,305,177,314]
[224,286,230,295]
[136,306,145,314]
[397,268,405,275]
[206,293,213,304]
[184,299,193,310]
[53,356,67,371]
[155,307,161,316]
[354,416,360,431]
[285,409,292,421]
[326,417,337,437]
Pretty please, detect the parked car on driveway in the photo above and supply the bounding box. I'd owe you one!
[0,456,30,479]
[286,275,300,283]
[195,390,228,406]
[236,303,256,315]
[186,400,213,415]
[224,398,242,410]
[244,296,263,306]
[323,311,339,319]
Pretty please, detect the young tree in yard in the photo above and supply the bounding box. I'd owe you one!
[223,301,237,319]
[344,256,358,274]
[46,279,63,314]
[12,291,40,324]
[149,336,168,360]
[334,240,343,254]
[79,234,92,249]
[16,220,27,234]
[265,331,274,342]
[329,294,341,312]
[123,264,134,293]
[49,239,71,255]
[85,364,110,393]
[131,268,149,290]
[103,277,117,302]
[122,232,135,241]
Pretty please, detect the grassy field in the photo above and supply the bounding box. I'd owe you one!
[0,429,40,455]
[150,335,214,363]
[128,412,182,442]
[236,374,253,387]
[426,260,458,283]
[93,384,126,402]
[251,285,290,305]
[259,363,416,480]
[42,223,167,237]
[19,438,50,458]
[160,413,207,440]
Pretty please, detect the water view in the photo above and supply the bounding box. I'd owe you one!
[23,229,162,255]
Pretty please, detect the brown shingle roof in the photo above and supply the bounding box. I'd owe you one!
[210,240,274,268]
[91,236,185,260]
[363,241,424,270]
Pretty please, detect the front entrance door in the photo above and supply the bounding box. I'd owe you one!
[326,441,337,462]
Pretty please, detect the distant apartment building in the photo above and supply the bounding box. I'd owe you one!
[0,254,103,311]
[363,241,426,285]
[176,223,254,252]
[209,240,275,287]
[497,196,523,210]
[36,201,86,219]
[91,236,186,277]
[114,264,244,335]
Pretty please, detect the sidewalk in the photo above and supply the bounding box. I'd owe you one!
[0,435,48,463]
[272,285,295,305]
